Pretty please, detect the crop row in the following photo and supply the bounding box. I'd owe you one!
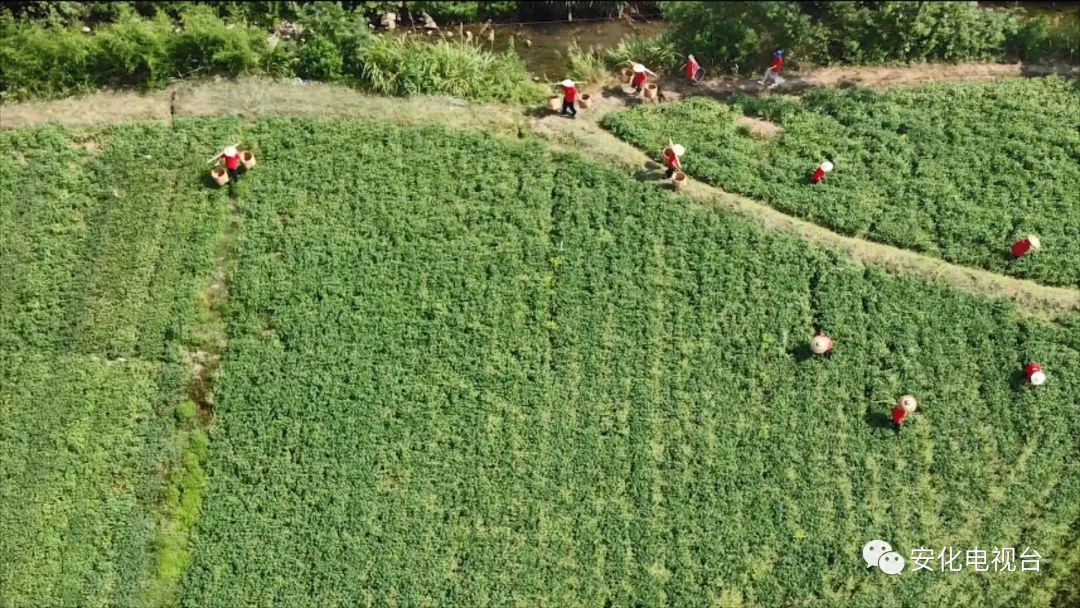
[0,121,231,606]
[181,120,1080,607]
[601,77,1080,287]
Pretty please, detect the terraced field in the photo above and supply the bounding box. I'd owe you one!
[2,114,1078,607]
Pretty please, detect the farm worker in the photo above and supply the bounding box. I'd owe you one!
[684,54,703,84]
[810,332,833,355]
[219,146,242,181]
[1025,362,1046,386]
[1011,235,1041,258]
[560,79,578,119]
[630,63,656,95]
[760,49,784,88]
[663,143,684,179]
[811,160,834,184]
[892,395,917,432]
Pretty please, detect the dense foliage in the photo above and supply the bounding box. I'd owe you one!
[0,3,542,102]
[0,120,232,606]
[664,1,1080,75]
[0,1,649,29]
[359,36,543,102]
[602,78,1080,287]
[176,119,1080,607]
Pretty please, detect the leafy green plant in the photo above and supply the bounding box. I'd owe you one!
[603,32,679,74]
[358,35,544,102]
[296,34,343,80]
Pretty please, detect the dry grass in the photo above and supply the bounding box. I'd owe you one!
[735,115,782,138]
[172,78,528,137]
[0,89,171,130]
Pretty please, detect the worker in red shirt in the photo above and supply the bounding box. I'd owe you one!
[760,49,784,88]
[663,143,684,179]
[560,79,577,119]
[630,63,655,96]
[218,146,242,181]
[1011,235,1040,257]
[891,395,917,433]
[684,54,703,84]
[811,160,833,184]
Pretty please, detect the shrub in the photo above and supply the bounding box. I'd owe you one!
[92,12,174,88]
[171,5,266,77]
[603,33,679,74]
[358,36,544,102]
[296,34,343,80]
[0,20,97,99]
[808,1,1020,64]
[293,2,374,79]
[663,1,821,75]
[1007,11,1080,63]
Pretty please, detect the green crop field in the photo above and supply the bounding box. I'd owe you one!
[2,118,1079,607]
[601,77,1080,288]
[0,121,229,606]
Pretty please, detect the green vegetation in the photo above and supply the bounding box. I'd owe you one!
[1,102,1078,605]
[0,1,630,29]
[0,120,230,606]
[172,119,1080,607]
[360,36,543,102]
[0,3,541,103]
[601,78,1080,287]
[0,356,175,607]
[664,1,1080,75]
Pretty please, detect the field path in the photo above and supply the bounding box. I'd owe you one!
[2,64,1077,319]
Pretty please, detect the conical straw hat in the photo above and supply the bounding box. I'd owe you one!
[633,63,646,73]
[561,79,574,88]
[223,146,238,157]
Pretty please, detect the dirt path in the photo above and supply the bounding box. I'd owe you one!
[2,68,1077,319]
[655,61,1080,103]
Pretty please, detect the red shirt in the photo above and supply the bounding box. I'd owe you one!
[811,167,826,184]
[224,154,240,170]
[771,57,783,72]
[1011,238,1032,257]
[891,405,908,426]
[632,71,647,86]
[666,152,681,171]
[562,85,577,102]
[686,58,700,79]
